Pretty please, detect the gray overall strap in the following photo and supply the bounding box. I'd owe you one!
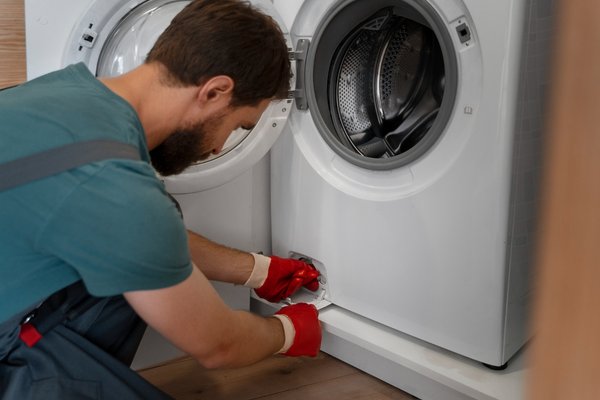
[0,140,141,192]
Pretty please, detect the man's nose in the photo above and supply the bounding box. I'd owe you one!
[212,146,224,155]
[213,133,233,154]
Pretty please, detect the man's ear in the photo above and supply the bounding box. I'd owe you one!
[197,75,234,111]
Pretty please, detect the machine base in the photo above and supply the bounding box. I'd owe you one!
[251,299,527,400]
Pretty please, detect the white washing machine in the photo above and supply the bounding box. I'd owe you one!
[24,0,293,369]
[266,0,553,398]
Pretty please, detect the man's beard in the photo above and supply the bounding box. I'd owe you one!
[150,116,220,176]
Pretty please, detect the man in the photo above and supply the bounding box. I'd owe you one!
[0,0,321,398]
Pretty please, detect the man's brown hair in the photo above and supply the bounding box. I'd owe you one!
[146,0,291,107]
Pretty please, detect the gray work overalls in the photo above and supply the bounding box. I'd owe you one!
[0,136,173,399]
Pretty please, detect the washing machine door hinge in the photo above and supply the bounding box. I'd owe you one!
[288,39,310,111]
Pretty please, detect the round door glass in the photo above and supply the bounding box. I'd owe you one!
[96,0,251,165]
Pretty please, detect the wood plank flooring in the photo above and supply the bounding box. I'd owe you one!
[139,352,418,400]
[0,0,26,88]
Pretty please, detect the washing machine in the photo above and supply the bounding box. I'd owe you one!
[24,0,293,369]
[266,0,553,398]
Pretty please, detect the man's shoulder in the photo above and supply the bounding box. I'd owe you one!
[80,158,165,204]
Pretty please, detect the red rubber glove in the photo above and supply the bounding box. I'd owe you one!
[274,303,321,357]
[254,256,320,303]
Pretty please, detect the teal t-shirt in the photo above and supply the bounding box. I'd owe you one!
[0,63,193,322]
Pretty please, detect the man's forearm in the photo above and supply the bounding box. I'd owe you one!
[208,311,286,368]
[187,230,254,284]
[125,268,287,370]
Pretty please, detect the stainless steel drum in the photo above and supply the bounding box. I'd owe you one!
[329,8,444,159]
[306,1,458,170]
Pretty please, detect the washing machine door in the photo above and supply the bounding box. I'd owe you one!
[62,0,293,194]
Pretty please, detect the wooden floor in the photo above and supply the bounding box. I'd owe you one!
[139,352,418,400]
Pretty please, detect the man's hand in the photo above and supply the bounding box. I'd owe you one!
[246,254,320,303]
[273,303,321,357]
